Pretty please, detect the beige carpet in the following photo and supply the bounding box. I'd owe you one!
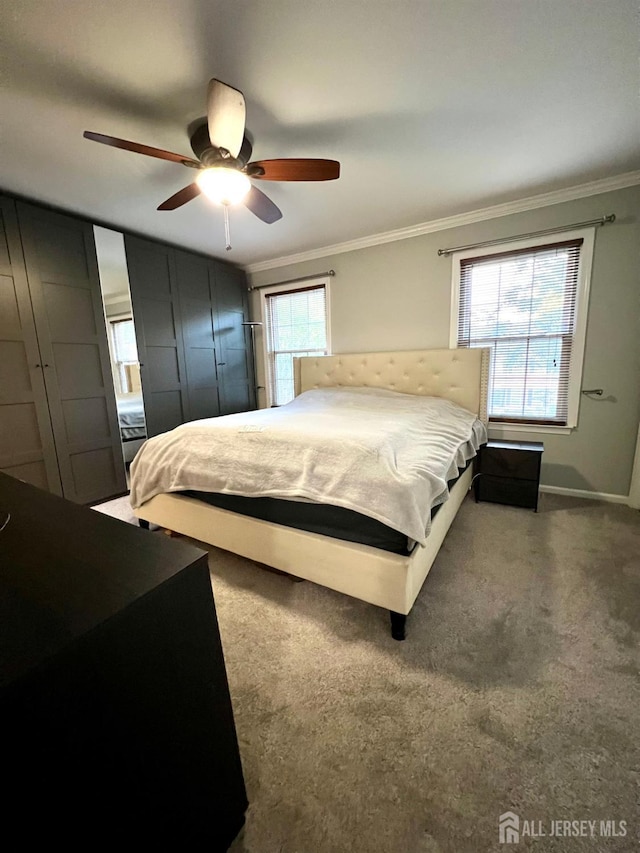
[93,492,640,852]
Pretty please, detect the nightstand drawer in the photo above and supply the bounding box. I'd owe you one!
[475,475,539,509]
[479,446,540,481]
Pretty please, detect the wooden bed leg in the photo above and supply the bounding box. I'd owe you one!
[138,519,150,530]
[390,611,407,641]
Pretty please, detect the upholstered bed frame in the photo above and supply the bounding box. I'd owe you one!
[134,347,490,639]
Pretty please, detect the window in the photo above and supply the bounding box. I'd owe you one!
[109,317,139,394]
[451,230,594,429]
[263,281,330,406]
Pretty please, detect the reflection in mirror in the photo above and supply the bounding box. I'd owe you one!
[94,226,147,474]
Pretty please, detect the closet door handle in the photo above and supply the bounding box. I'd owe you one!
[218,362,226,366]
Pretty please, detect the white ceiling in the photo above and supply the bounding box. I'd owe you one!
[1,0,638,268]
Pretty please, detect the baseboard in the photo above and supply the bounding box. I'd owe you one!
[539,485,629,505]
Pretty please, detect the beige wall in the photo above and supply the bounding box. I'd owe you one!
[249,185,640,497]
[105,298,132,318]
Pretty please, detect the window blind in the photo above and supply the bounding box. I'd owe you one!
[110,318,138,394]
[265,284,328,405]
[111,318,137,363]
[457,239,583,426]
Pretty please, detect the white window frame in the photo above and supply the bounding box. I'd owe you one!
[449,227,595,434]
[108,313,138,395]
[260,276,332,408]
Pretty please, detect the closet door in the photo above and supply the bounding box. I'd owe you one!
[124,235,190,437]
[174,250,221,421]
[16,202,126,504]
[0,198,62,494]
[213,263,256,414]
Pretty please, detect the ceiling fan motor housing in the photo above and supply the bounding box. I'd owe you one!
[190,122,251,170]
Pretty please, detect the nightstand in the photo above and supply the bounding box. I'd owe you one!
[475,439,544,511]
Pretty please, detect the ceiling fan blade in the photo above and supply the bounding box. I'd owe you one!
[243,186,282,224]
[247,159,340,181]
[207,79,246,158]
[237,134,253,167]
[157,183,201,211]
[83,131,200,167]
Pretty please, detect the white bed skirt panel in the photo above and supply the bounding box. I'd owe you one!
[135,466,473,615]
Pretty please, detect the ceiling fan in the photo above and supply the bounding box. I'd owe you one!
[83,78,340,232]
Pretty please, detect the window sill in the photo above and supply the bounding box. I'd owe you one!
[488,422,574,437]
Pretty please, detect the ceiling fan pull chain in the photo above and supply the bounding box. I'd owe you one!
[223,204,232,251]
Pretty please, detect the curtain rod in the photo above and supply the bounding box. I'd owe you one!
[437,215,615,257]
[248,269,335,292]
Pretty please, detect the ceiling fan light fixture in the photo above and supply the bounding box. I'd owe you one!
[84,78,339,225]
[196,167,251,206]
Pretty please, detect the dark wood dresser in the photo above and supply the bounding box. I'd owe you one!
[474,439,544,511]
[0,472,247,850]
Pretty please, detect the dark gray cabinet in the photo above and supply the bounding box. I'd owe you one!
[0,197,126,503]
[0,197,62,494]
[175,248,222,422]
[214,263,255,415]
[125,234,255,437]
[124,235,191,437]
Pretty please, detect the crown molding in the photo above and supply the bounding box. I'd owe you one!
[245,170,640,274]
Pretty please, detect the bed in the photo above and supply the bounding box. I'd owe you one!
[131,347,490,639]
[116,393,147,463]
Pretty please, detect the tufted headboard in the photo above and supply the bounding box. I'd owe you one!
[293,347,490,423]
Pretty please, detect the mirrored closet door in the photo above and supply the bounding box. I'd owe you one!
[94,226,147,468]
